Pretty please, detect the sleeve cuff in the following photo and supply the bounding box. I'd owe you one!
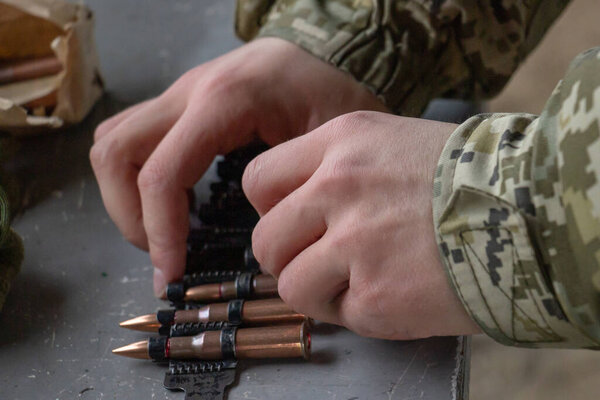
[432,114,599,348]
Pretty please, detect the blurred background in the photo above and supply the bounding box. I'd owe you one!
[472,0,600,398]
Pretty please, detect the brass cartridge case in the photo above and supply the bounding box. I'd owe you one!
[241,298,306,325]
[169,332,222,360]
[183,274,278,301]
[235,323,309,359]
[167,322,310,360]
[173,298,307,325]
[174,306,227,323]
[252,274,278,297]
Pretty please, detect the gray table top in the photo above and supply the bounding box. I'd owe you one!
[0,1,470,399]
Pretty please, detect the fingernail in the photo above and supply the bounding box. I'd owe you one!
[153,268,167,298]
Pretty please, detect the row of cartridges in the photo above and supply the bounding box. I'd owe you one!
[113,274,312,362]
[113,143,312,366]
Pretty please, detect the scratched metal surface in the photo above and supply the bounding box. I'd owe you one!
[0,1,471,399]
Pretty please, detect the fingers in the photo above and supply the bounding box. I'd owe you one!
[252,184,327,277]
[90,98,183,250]
[277,235,349,324]
[242,132,326,216]
[94,99,153,142]
[138,101,255,294]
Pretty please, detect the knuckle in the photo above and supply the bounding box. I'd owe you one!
[342,110,377,125]
[89,136,122,171]
[119,214,144,242]
[347,277,417,340]
[277,277,303,313]
[338,302,369,337]
[339,307,379,339]
[137,159,168,192]
[313,154,362,197]
[88,143,104,170]
[165,66,202,94]
[149,250,170,273]
[356,282,388,319]
[178,66,200,84]
[94,120,112,142]
[327,153,361,180]
[122,227,147,250]
[242,155,264,203]
[327,228,357,255]
[251,224,268,269]
[328,111,374,136]
[202,69,246,98]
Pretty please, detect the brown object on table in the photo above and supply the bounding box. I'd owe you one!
[0,3,63,59]
[22,90,58,109]
[0,0,104,134]
[0,56,63,85]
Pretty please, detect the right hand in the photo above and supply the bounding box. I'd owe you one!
[90,37,387,296]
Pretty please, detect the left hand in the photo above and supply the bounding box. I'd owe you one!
[90,38,386,296]
[242,111,480,340]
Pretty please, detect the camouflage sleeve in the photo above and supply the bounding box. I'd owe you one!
[432,48,600,348]
[235,0,570,116]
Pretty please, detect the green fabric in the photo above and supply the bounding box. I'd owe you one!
[0,184,23,312]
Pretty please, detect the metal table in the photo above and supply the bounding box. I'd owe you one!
[0,1,471,399]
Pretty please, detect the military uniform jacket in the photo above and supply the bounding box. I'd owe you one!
[236,0,600,348]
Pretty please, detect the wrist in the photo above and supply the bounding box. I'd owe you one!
[250,37,388,131]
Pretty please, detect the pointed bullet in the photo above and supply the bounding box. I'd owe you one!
[119,314,161,332]
[112,340,151,359]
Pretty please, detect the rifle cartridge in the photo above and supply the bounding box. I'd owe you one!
[120,298,310,332]
[113,322,310,361]
[183,274,278,301]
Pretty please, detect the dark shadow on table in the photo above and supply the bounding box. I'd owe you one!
[0,271,66,347]
[310,322,344,336]
[0,94,135,216]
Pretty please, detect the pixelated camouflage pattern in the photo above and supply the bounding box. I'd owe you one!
[433,48,600,348]
[236,0,570,116]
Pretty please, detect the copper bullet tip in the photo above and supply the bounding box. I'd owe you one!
[119,314,160,332]
[112,340,151,359]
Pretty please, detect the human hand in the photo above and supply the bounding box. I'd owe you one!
[90,38,386,296]
[242,111,480,339]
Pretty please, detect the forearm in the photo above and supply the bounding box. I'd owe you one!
[236,0,570,116]
[433,47,600,348]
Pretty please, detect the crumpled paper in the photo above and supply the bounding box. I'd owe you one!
[0,0,103,135]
